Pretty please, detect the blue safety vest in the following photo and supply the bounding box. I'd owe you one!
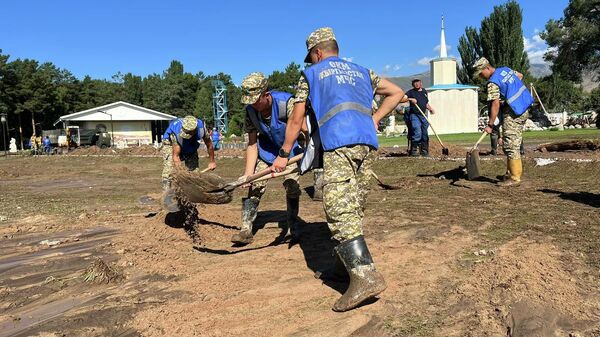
[171,118,205,156]
[303,56,377,151]
[162,120,178,142]
[246,91,302,165]
[489,66,534,116]
[211,131,220,142]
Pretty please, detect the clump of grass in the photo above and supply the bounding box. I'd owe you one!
[82,258,123,284]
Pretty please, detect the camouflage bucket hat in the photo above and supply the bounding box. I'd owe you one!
[240,72,268,105]
[472,57,490,77]
[304,27,336,63]
[180,116,198,139]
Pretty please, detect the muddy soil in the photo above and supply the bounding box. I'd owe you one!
[1,153,599,336]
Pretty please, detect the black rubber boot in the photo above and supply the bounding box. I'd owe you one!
[420,140,429,157]
[231,197,259,245]
[409,142,419,157]
[285,197,301,241]
[312,169,324,201]
[490,132,499,155]
[332,236,387,312]
[314,250,350,283]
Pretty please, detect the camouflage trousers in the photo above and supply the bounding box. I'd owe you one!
[161,144,200,181]
[323,145,377,242]
[248,160,301,200]
[502,110,529,160]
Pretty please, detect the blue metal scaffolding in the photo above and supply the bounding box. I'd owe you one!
[211,80,229,134]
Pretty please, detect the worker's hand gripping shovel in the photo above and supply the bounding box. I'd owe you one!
[161,167,213,213]
[414,104,449,156]
[216,154,303,194]
[169,154,303,207]
[466,131,488,180]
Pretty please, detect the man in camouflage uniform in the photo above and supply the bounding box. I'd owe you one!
[231,72,303,245]
[161,115,216,190]
[271,27,405,312]
[474,57,534,186]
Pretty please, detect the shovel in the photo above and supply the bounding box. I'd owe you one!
[161,167,212,212]
[175,154,304,205]
[414,104,449,156]
[466,132,488,180]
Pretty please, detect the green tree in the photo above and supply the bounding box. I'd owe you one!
[267,62,301,93]
[458,1,530,84]
[533,74,585,112]
[542,0,600,81]
[457,27,482,84]
[122,73,143,105]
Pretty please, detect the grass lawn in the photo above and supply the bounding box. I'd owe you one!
[378,127,600,147]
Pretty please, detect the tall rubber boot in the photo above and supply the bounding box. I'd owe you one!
[409,141,419,157]
[420,139,429,157]
[315,249,350,283]
[286,197,301,241]
[312,169,324,201]
[498,159,522,187]
[490,132,499,155]
[231,197,259,245]
[332,236,387,312]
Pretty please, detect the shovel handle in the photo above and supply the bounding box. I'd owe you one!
[471,131,488,151]
[252,166,299,183]
[200,167,211,173]
[230,154,303,188]
[414,104,446,148]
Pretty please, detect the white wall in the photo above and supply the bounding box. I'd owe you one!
[426,89,479,134]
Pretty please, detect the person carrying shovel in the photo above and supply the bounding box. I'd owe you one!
[406,79,436,157]
[271,27,404,312]
[231,72,304,245]
[474,57,533,187]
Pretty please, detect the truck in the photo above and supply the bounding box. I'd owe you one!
[42,126,111,148]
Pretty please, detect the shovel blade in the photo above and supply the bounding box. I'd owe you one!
[466,150,481,180]
[161,189,180,213]
[442,147,449,156]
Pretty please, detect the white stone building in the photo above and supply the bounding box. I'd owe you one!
[425,17,479,134]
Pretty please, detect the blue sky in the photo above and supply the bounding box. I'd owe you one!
[0,0,567,84]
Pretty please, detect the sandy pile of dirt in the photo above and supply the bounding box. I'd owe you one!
[441,238,600,336]
[66,146,119,156]
[214,147,245,158]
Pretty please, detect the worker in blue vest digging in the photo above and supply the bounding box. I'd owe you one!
[474,57,534,187]
[160,116,216,190]
[231,72,304,245]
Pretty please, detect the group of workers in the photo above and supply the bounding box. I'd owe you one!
[159,27,533,312]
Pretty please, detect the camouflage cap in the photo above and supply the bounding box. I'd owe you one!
[180,115,198,139]
[304,27,336,63]
[472,57,491,77]
[240,72,268,105]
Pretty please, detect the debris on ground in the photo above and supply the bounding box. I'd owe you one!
[535,158,557,166]
[39,239,62,247]
[536,139,600,152]
[82,258,124,284]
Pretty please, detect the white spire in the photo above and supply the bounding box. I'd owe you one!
[440,15,448,58]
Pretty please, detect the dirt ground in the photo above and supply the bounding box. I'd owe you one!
[1,144,599,336]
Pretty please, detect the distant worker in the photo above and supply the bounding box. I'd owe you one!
[30,135,39,155]
[474,57,533,186]
[43,136,52,155]
[160,116,216,190]
[232,72,304,245]
[211,127,222,151]
[271,27,405,312]
[405,79,435,156]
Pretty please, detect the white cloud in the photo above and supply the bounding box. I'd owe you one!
[342,56,354,62]
[433,44,452,52]
[417,57,434,66]
[393,64,401,71]
[524,32,550,65]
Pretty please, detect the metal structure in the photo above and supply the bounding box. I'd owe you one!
[0,113,7,157]
[211,80,229,134]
